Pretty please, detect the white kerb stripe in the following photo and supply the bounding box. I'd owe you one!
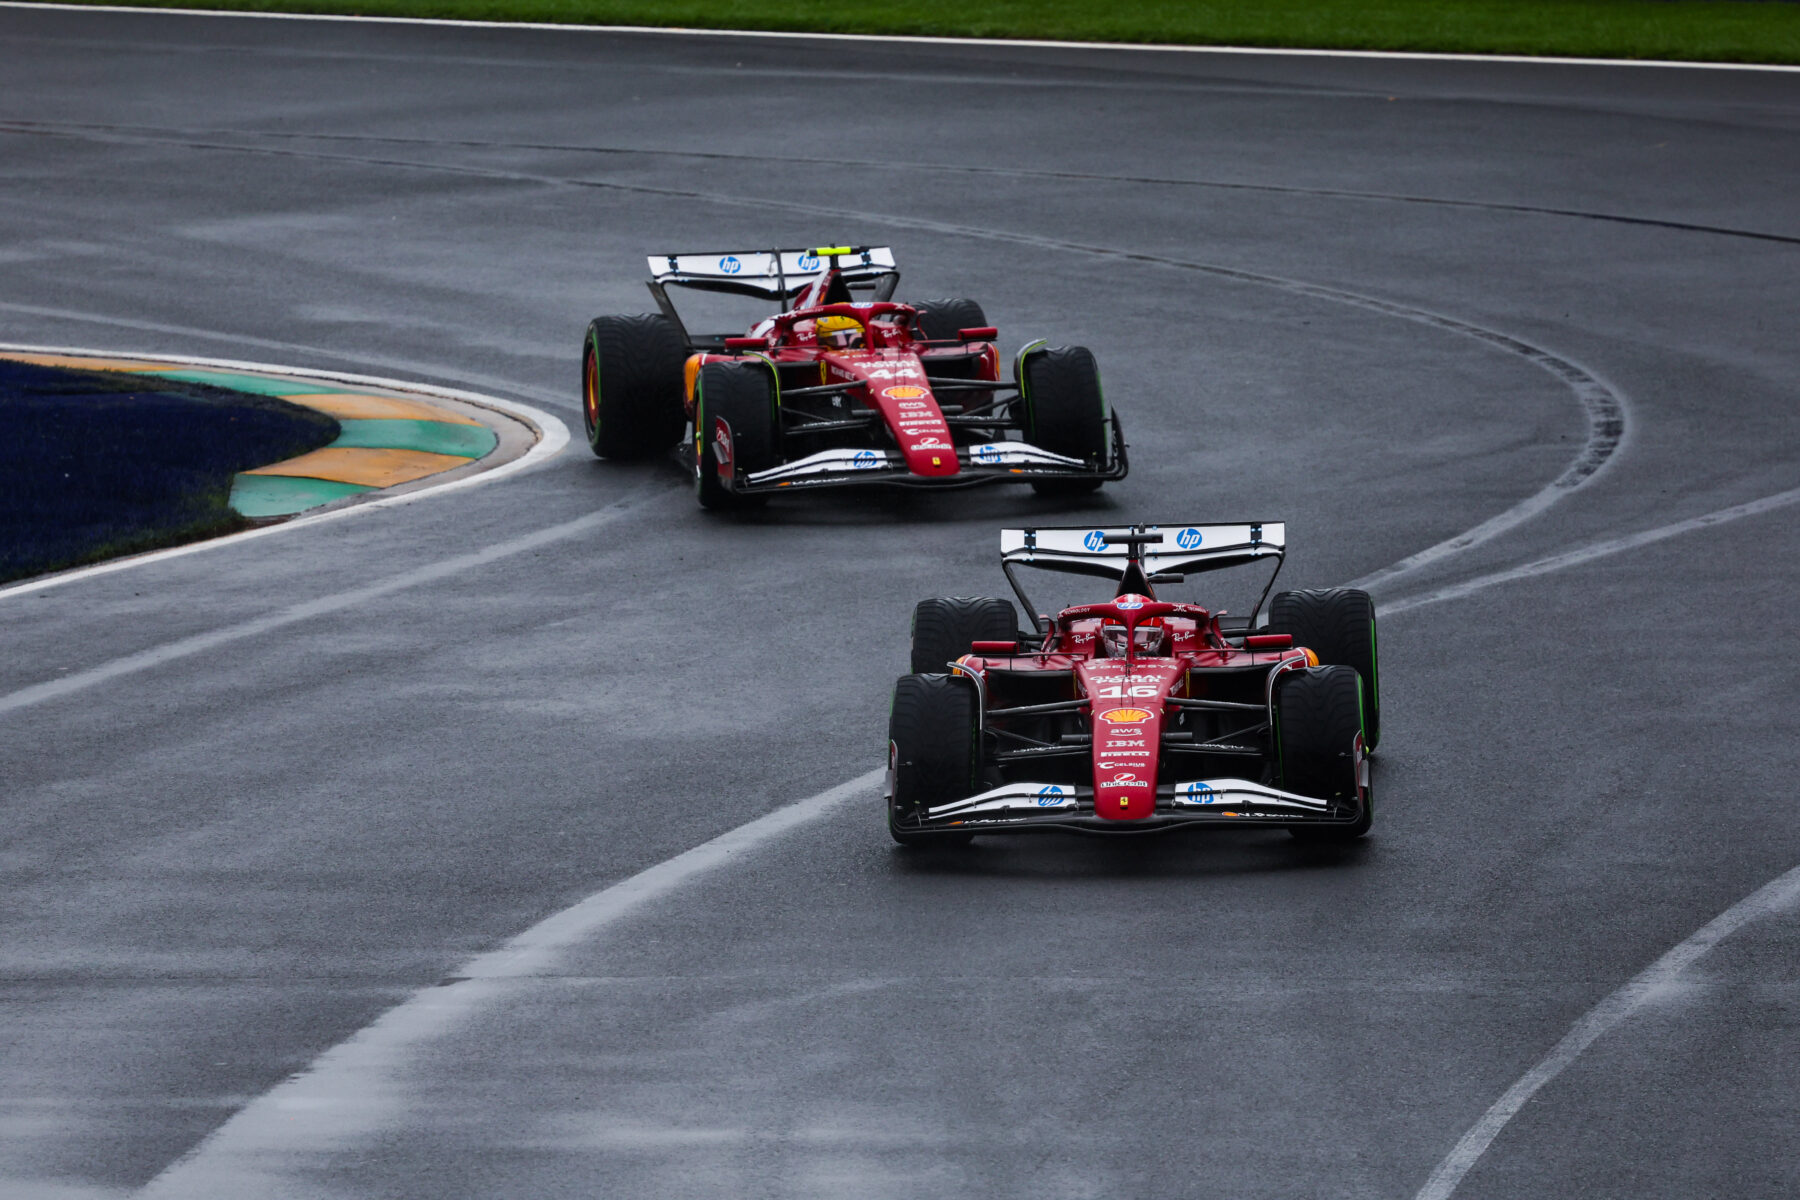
[140,768,883,1196]
[0,344,571,603]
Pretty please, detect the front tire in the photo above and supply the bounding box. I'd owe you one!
[888,673,979,846]
[910,596,1019,674]
[581,314,687,459]
[1020,345,1109,495]
[1274,665,1370,842]
[693,360,777,510]
[1269,588,1381,751]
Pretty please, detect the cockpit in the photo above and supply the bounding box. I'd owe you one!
[1099,621,1169,658]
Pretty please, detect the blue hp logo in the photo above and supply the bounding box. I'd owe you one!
[1035,785,1068,807]
[1181,783,1219,805]
[1083,530,1107,551]
[797,253,820,271]
[1176,527,1203,549]
[718,255,742,274]
[852,450,878,469]
[975,444,1001,464]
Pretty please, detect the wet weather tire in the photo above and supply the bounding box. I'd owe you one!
[1275,665,1370,842]
[694,360,777,510]
[1020,345,1109,495]
[1268,588,1381,751]
[910,596,1019,674]
[888,673,979,846]
[913,298,987,341]
[581,314,687,460]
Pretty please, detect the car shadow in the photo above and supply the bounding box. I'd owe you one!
[885,829,1375,881]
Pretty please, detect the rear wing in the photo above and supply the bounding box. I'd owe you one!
[647,245,898,302]
[999,523,1287,632]
[645,245,900,349]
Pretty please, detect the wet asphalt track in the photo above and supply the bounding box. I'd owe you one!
[2,9,1799,1197]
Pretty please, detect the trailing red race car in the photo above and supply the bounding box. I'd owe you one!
[887,523,1382,845]
[580,246,1127,508]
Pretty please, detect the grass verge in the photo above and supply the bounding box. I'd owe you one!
[0,360,340,585]
[57,0,1800,65]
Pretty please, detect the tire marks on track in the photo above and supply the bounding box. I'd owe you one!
[9,119,1799,247]
[1413,861,1800,1200]
[2,122,1631,589]
[139,768,886,1199]
[0,493,647,716]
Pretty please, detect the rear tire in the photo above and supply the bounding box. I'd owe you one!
[888,674,979,846]
[1274,665,1370,842]
[913,298,987,341]
[1020,345,1109,495]
[1268,588,1381,750]
[581,314,687,460]
[910,596,1019,674]
[694,360,776,510]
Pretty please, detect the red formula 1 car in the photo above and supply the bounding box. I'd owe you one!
[886,523,1382,844]
[579,246,1127,508]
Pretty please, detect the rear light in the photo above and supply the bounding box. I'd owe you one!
[1245,633,1293,649]
[970,640,1018,653]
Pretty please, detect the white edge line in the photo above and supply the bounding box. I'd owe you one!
[121,463,1800,1187]
[1379,483,1800,616]
[139,766,885,1196]
[0,343,571,602]
[5,2,1799,73]
[1413,861,1800,1200]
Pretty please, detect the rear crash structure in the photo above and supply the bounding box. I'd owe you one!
[887,524,1382,845]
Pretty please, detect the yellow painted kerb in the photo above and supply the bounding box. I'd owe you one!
[283,392,482,426]
[244,447,473,489]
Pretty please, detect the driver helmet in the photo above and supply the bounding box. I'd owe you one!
[1100,623,1168,658]
[815,314,864,350]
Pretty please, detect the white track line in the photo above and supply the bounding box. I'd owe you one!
[0,344,571,603]
[1412,862,1800,1200]
[1380,483,1800,615]
[138,766,884,1198]
[4,2,1798,73]
[131,479,1800,1191]
[0,500,636,717]
[0,302,572,412]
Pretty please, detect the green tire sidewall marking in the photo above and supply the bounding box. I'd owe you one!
[1369,617,1380,712]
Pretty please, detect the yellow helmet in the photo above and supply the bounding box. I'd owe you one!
[815,314,864,350]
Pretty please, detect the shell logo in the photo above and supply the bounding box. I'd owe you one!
[1096,707,1154,723]
[884,384,929,400]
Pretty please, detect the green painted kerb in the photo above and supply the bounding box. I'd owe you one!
[148,369,354,397]
[331,419,498,458]
[228,475,372,518]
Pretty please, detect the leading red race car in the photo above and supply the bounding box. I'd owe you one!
[580,246,1127,508]
[886,523,1382,845]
